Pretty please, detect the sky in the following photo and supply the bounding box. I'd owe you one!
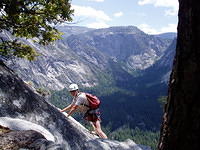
[68,0,179,34]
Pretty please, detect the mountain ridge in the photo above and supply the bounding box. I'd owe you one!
[1,25,175,91]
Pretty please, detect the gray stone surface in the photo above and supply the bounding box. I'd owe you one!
[0,61,151,150]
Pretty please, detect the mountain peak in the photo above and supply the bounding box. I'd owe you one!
[89,26,144,35]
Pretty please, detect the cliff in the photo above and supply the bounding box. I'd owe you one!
[0,61,150,150]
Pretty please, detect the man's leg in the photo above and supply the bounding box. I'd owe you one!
[92,120,108,139]
[90,122,97,134]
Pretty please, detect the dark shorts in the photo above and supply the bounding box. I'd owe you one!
[83,108,101,122]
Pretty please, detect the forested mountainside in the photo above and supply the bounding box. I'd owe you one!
[100,39,176,130]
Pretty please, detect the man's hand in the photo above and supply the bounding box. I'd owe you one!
[60,104,72,113]
[60,109,65,112]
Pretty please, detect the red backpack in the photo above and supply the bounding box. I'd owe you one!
[85,93,101,109]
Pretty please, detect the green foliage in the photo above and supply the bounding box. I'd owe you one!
[157,96,167,108]
[0,0,74,60]
[24,81,51,97]
[50,88,71,108]
[108,126,159,150]
[36,87,51,97]
[0,40,39,60]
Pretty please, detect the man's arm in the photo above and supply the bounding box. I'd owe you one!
[60,104,73,112]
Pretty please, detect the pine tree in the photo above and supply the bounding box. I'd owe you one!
[0,0,74,60]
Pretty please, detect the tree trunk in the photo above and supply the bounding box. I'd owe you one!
[158,0,200,150]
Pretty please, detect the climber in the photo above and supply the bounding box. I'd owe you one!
[60,83,108,139]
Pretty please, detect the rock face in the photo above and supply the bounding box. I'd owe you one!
[0,61,151,150]
[1,26,173,90]
[66,26,170,70]
[0,128,59,150]
[158,0,200,150]
[136,38,176,84]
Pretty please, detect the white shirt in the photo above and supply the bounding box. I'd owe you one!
[72,92,89,112]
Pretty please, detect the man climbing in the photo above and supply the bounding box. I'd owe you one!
[60,83,108,139]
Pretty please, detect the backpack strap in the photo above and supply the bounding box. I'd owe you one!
[80,92,90,108]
